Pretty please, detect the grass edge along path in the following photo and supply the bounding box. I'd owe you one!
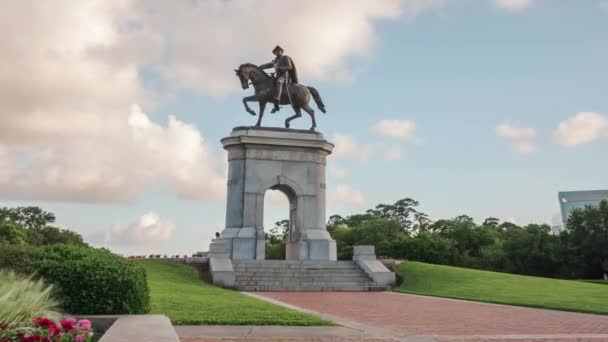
[395,261,608,315]
[141,260,332,326]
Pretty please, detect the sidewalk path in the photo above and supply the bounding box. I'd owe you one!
[177,291,608,341]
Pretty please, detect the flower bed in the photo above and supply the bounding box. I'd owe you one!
[1,317,93,342]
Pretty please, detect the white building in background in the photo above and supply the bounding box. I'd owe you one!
[558,190,608,230]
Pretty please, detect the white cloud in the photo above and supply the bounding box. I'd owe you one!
[0,1,445,202]
[370,119,417,141]
[0,105,226,202]
[385,146,402,161]
[265,190,289,206]
[496,123,537,154]
[553,112,608,147]
[332,134,378,162]
[111,212,176,245]
[129,0,441,95]
[601,1,608,12]
[328,185,366,207]
[493,0,534,12]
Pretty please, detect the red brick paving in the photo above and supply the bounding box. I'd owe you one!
[256,292,608,336]
[182,339,399,342]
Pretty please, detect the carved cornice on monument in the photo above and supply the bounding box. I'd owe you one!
[222,127,334,161]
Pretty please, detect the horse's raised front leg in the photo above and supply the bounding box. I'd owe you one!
[255,101,267,127]
[302,104,316,131]
[242,95,258,116]
[285,107,302,129]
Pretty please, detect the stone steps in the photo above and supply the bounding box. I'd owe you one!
[234,264,359,269]
[232,260,385,292]
[237,285,390,292]
[235,275,370,281]
[233,269,362,274]
[237,280,374,286]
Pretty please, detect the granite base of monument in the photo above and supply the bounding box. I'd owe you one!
[207,126,395,291]
[210,126,337,261]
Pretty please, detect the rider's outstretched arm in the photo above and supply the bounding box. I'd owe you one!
[259,62,273,69]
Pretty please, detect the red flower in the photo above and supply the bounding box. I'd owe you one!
[60,319,76,332]
[47,321,61,337]
[33,317,51,327]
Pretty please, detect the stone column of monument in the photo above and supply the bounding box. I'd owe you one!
[212,126,336,261]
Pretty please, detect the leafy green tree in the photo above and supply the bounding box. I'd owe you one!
[502,224,560,277]
[265,220,288,260]
[0,206,86,247]
[482,217,500,227]
[0,223,28,245]
[0,207,55,231]
[367,198,427,233]
[563,200,608,279]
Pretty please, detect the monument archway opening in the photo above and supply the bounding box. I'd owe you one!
[264,188,291,260]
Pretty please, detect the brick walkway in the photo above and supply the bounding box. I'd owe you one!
[253,292,608,341]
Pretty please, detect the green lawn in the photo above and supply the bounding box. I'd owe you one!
[395,262,608,315]
[141,261,331,325]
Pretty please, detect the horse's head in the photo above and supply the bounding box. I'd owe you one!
[234,65,249,90]
[235,63,268,90]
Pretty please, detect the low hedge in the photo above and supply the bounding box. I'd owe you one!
[0,244,150,315]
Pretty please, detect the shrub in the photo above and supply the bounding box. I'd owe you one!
[36,245,150,315]
[0,244,39,276]
[0,270,61,329]
[0,245,150,315]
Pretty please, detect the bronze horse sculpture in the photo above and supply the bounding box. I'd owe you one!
[235,64,326,130]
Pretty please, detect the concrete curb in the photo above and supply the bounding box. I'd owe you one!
[84,315,179,342]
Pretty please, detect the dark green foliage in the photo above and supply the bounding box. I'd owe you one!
[0,244,150,315]
[0,244,40,275]
[327,197,608,280]
[0,207,55,231]
[37,245,150,314]
[0,223,28,245]
[0,206,87,247]
[34,226,86,246]
[563,200,608,278]
[265,220,288,260]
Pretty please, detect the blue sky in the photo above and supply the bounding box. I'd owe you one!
[1,0,607,255]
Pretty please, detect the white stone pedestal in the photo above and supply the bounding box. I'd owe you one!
[210,126,336,261]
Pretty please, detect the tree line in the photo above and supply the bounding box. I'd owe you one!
[266,198,608,279]
[0,206,86,247]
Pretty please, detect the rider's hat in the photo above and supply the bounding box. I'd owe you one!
[272,45,284,54]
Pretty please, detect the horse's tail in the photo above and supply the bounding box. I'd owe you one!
[307,86,326,113]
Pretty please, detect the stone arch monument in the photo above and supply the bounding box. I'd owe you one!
[215,126,337,261]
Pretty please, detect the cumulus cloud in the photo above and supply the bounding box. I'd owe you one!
[332,134,378,162]
[496,123,537,154]
[111,212,175,245]
[493,0,534,12]
[0,1,445,202]
[265,190,289,206]
[130,0,441,94]
[0,105,226,202]
[370,119,417,141]
[553,112,608,147]
[328,185,366,207]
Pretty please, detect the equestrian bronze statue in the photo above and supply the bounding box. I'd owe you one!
[234,45,326,130]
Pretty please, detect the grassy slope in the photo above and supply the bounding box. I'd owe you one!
[142,261,331,325]
[395,262,608,315]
